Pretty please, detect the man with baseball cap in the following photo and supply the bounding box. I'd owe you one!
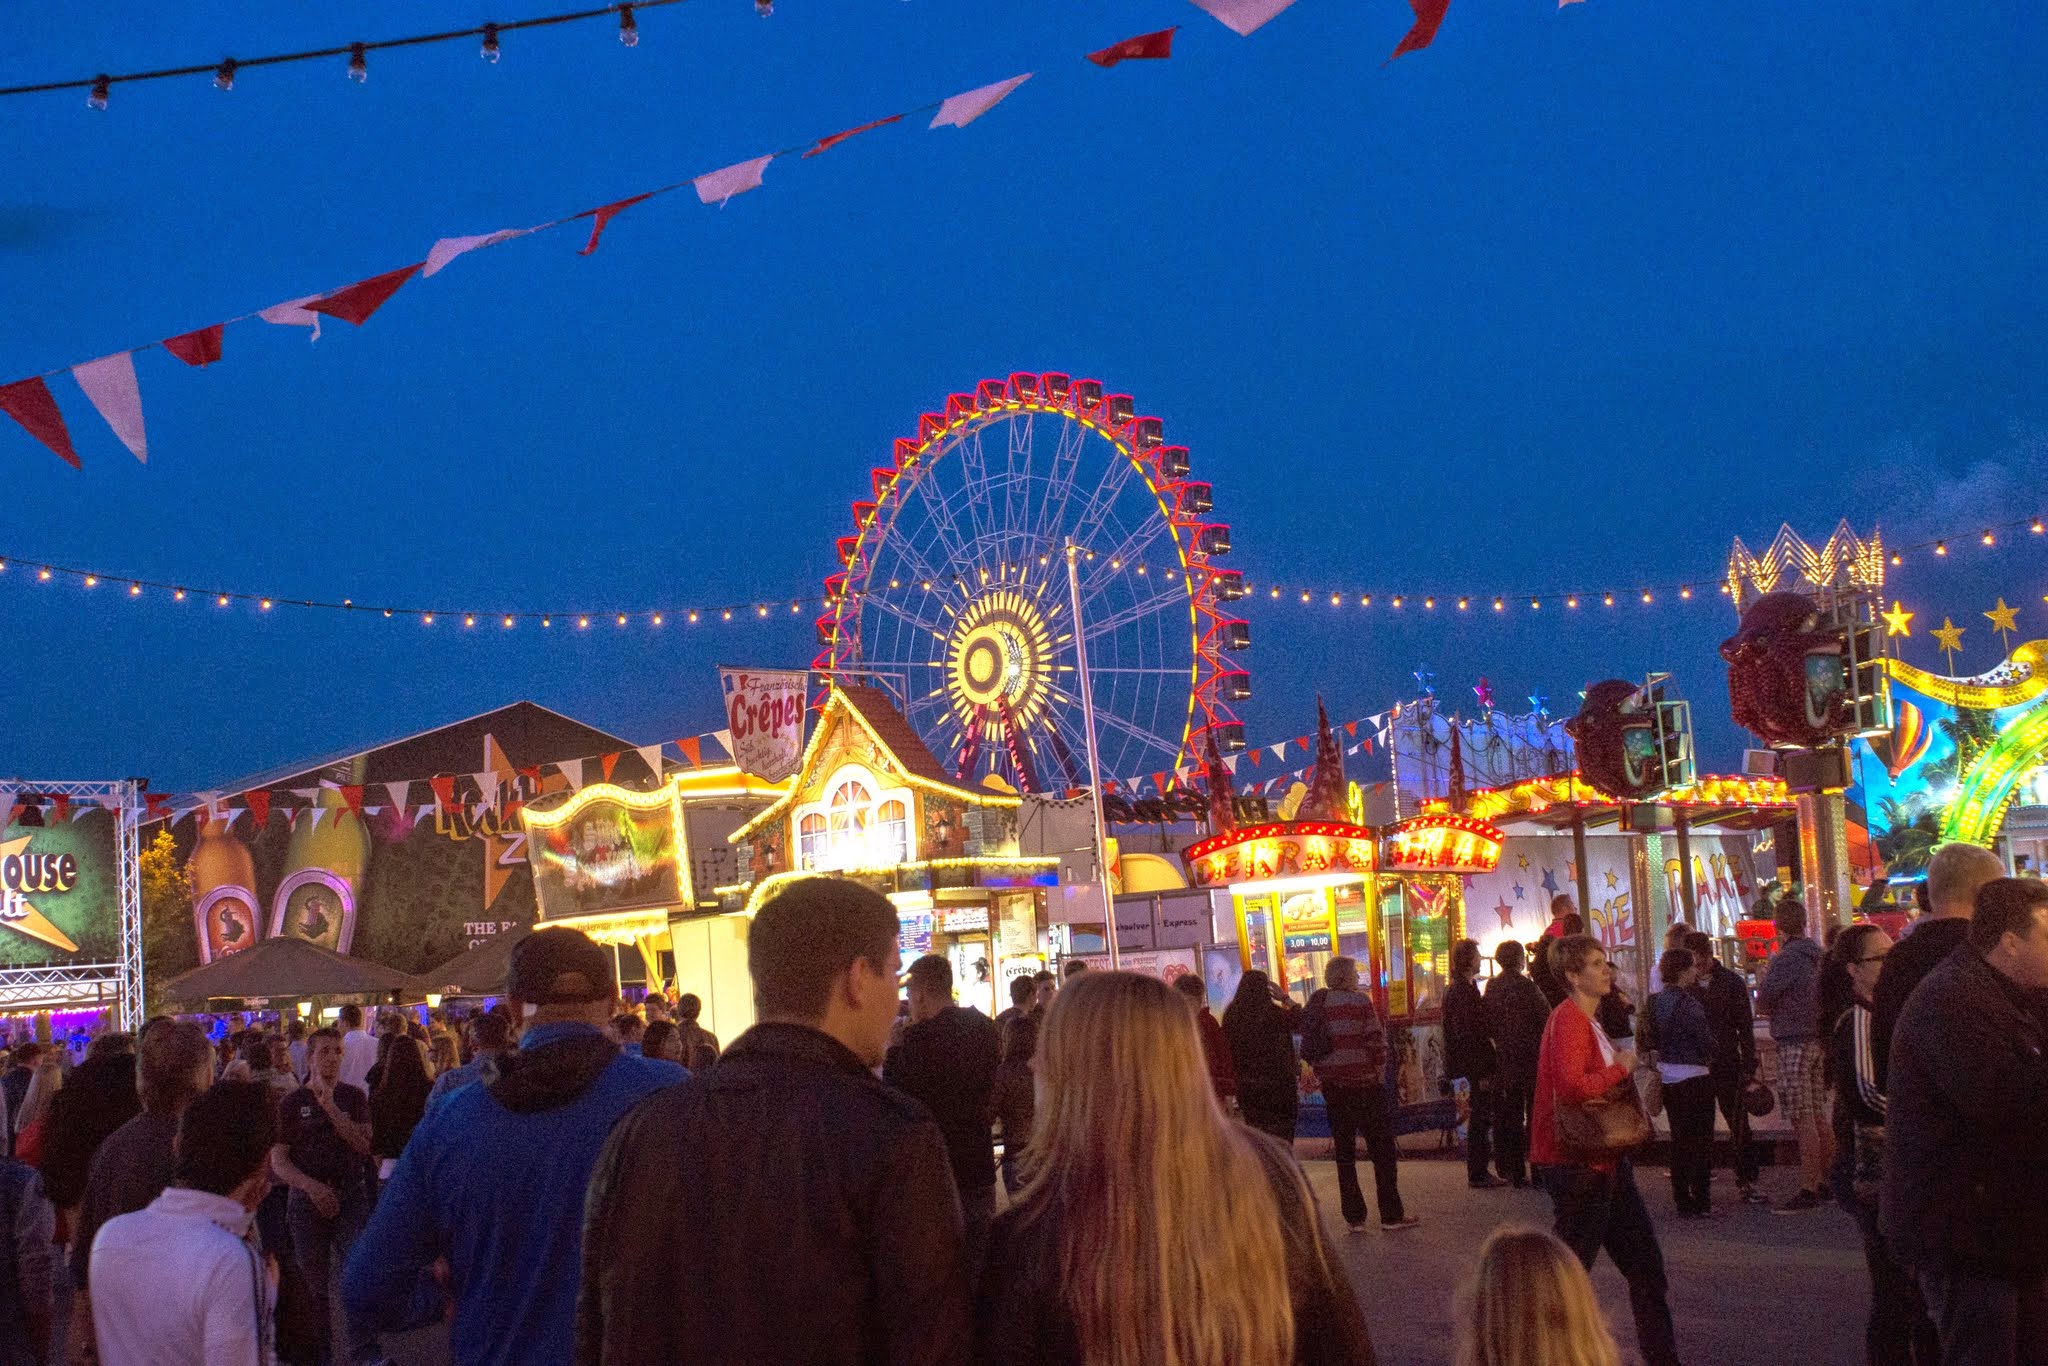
[343,927,684,1365]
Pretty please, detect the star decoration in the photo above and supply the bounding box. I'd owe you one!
[1528,694,1549,716]
[1494,897,1516,931]
[1930,617,1966,655]
[1986,598,2019,634]
[1517,853,1530,869]
[1473,677,1494,710]
[1512,881,1526,900]
[1604,868,1620,890]
[1539,868,1560,896]
[1882,601,1913,637]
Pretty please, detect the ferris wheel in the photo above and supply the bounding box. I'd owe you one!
[815,372,1250,794]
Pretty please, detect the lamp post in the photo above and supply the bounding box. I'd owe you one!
[1065,543,1120,968]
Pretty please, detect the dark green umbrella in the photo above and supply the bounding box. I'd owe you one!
[160,934,430,1007]
[419,926,531,997]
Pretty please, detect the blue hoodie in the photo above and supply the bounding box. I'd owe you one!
[342,1021,684,1365]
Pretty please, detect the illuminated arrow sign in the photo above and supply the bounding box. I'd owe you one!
[0,835,82,954]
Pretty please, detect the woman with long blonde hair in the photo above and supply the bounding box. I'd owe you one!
[975,970,1375,1366]
[10,1053,63,1167]
[1453,1226,1620,1366]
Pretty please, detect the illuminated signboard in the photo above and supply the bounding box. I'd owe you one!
[523,782,689,921]
[0,811,122,968]
[1181,822,1379,889]
[1383,815,1505,875]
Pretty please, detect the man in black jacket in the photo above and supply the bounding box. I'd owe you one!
[1881,877,2048,1365]
[38,1035,139,1218]
[1870,841,2002,1099]
[1482,940,1549,1187]
[885,954,1000,1266]
[1685,930,1767,1205]
[578,877,968,1365]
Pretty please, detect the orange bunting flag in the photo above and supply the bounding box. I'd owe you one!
[247,790,271,829]
[676,736,703,767]
[340,785,365,820]
[1087,27,1177,67]
[0,377,79,468]
[600,752,620,783]
[1389,0,1450,61]
[308,265,423,327]
[804,114,903,158]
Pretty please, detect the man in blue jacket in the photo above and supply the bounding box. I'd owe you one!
[342,928,685,1365]
[1757,898,1829,1212]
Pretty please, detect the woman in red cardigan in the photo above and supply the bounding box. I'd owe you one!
[1531,934,1679,1366]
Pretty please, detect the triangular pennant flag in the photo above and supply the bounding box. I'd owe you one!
[0,377,79,468]
[713,729,734,759]
[1247,750,1262,768]
[1389,0,1450,61]
[472,771,498,805]
[600,752,621,783]
[70,353,147,462]
[1270,744,1287,762]
[1295,735,1311,751]
[804,114,903,158]
[1086,27,1177,67]
[246,789,271,830]
[424,228,528,278]
[577,195,654,256]
[1223,755,1240,773]
[693,155,773,206]
[51,795,72,824]
[144,792,171,821]
[930,73,1032,130]
[1186,0,1297,35]
[258,296,324,341]
[516,764,542,790]
[302,806,324,832]
[340,785,365,820]
[676,736,702,768]
[308,264,424,327]
[1345,720,1359,737]
[429,774,456,809]
[636,744,664,779]
[1364,738,1375,756]
[558,758,585,790]
[162,325,224,367]
[384,781,410,814]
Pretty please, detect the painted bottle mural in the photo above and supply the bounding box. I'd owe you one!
[190,813,261,963]
[271,790,370,954]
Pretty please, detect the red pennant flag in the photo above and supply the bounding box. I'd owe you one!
[676,736,702,767]
[600,752,620,783]
[516,765,542,793]
[1087,26,1176,66]
[1247,750,1262,768]
[1295,735,1310,752]
[1389,0,1450,61]
[308,265,423,327]
[505,797,524,824]
[246,790,271,829]
[0,377,80,468]
[340,785,365,820]
[163,325,225,367]
[1364,738,1375,756]
[577,194,654,256]
[429,774,457,809]
[144,792,171,820]
[51,795,71,824]
[803,114,903,158]
[1344,720,1359,737]
[1152,771,1168,791]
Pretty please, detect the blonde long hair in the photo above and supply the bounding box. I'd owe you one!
[1021,970,1303,1366]
[1453,1227,1621,1366]
[15,1057,64,1133]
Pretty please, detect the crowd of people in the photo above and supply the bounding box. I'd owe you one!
[0,849,2043,1365]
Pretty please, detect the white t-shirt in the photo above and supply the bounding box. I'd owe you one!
[91,1187,272,1366]
[338,1028,379,1092]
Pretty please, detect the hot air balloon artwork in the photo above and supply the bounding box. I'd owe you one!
[1871,699,1932,780]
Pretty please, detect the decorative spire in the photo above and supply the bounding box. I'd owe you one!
[1202,726,1237,835]
[1301,695,1349,821]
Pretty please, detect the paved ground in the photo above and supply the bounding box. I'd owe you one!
[1310,1145,1868,1366]
[385,1145,1868,1366]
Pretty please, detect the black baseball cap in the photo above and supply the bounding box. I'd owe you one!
[509,928,616,1005]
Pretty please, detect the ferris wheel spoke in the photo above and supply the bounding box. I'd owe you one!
[1003,416,1036,556]
[1061,450,1145,562]
[1029,418,1092,550]
[1080,581,1189,641]
[1079,705,1183,769]
[902,458,980,577]
[1079,520,1181,607]
[956,427,998,550]
[858,588,952,639]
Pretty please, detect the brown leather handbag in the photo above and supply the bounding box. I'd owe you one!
[1554,1076,1652,1162]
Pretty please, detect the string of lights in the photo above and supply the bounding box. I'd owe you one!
[0,0,723,107]
[4,514,2041,636]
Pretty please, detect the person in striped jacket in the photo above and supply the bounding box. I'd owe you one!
[1303,958,1418,1232]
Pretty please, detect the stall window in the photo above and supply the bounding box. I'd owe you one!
[797,812,827,870]
[1407,881,1451,1015]
[873,798,910,867]
[1379,882,1409,1017]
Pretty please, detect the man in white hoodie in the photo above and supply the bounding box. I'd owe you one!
[90,1080,277,1366]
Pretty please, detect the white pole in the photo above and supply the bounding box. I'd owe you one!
[1065,543,1120,968]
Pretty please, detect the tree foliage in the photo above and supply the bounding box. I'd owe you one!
[138,828,196,1017]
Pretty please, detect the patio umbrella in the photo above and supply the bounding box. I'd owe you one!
[419,926,531,997]
[160,935,430,1008]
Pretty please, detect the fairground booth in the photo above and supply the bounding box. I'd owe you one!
[721,684,1063,1024]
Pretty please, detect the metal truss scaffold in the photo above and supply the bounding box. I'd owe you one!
[0,778,143,1028]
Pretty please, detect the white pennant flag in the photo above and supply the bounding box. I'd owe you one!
[301,807,322,832]
[558,758,585,791]
[694,155,774,206]
[929,73,1032,130]
[71,352,148,462]
[258,295,323,342]
[637,744,664,780]
[473,771,499,805]
[1269,743,1287,763]
[1222,755,1239,774]
[423,228,528,278]
[1184,0,1297,35]
[384,781,410,815]
[713,729,735,760]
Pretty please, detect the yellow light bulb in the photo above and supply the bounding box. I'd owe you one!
[84,575,97,587]
[653,614,664,626]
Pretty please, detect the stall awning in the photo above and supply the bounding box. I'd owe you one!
[161,935,431,1007]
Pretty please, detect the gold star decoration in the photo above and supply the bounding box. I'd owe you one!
[1986,598,2019,634]
[1882,601,1914,637]
[1930,617,1966,656]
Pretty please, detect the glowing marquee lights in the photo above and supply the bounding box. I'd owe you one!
[1382,815,1505,875]
[1181,822,1379,889]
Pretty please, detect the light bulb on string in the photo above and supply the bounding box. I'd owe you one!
[1493,597,1504,612]
[2033,518,2044,535]
[1982,530,1995,546]
[541,617,551,628]
[617,614,628,627]
[722,610,732,622]
[347,44,367,82]
[261,599,273,611]
[755,0,773,14]
[481,24,501,62]
[502,616,514,629]
[688,611,698,624]
[618,5,640,45]
[652,613,663,626]
[756,605,769,617]
[174,590,186,602]
[1392,595,1404,609]
[424,613,434,625]
[1457,598,1469,611]
[1890,552,1902,566]
[214,59,236,91]
[578,617,590,630]
[1602,594,1614,607]
[1934,541,1947,556]
[1641,591,1653,604]
[36,568,50,581]
[1567,596,1579,609]
[1529,597,1540,611]
[1329,593,1340,607]
[464,615,475,628]
[88,75,110,109]
[1680,586,1692,600]
[127,583,141,597]
[84,575,97,587]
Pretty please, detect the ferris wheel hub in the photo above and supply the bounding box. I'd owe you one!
[947,589,1055,729]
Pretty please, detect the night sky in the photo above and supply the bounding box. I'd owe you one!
[2,1,2043,792]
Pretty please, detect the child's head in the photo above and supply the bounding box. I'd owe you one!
[1453,1226,1621,1366]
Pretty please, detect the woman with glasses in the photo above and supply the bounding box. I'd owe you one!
[1828,923,1936,1365]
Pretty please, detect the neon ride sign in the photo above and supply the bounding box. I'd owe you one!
[1181,822,1379,889]
[1382,815,1506,875]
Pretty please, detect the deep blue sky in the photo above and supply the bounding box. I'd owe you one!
[2,1,2044,792]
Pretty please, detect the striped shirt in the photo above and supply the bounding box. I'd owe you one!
[1310,988,1388,1088]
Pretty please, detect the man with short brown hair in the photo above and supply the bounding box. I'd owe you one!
[1871,842,2004,1099]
